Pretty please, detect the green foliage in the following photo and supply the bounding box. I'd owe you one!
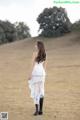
[15,22,31,40]
[71,20,80,31]
[0,20,31,45]
[37,6,71,37]
[0,20,17,43]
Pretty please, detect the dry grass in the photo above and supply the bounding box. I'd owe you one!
[0,32,80,120]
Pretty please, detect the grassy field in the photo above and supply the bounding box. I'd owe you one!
[0,32,80,120]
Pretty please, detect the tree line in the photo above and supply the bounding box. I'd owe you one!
[0,6,80,45]
[0,20,31,44]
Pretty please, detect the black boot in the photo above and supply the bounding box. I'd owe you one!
[33,104,39,116]
[39,97,44,115]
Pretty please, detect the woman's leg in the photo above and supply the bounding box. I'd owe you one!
[33,80,45,115]
[33,104,38,116]
[33,83,40,115]
[39,81,45,115]
[39,97,44,115]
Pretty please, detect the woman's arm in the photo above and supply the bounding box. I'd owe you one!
[43,60,47,72]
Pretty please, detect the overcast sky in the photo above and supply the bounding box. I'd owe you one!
[0,0,80,36]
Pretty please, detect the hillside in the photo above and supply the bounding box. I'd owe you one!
[0,32,80,120]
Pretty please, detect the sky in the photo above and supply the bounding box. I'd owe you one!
[0,0,80,36]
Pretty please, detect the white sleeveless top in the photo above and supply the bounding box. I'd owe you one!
[32,61,46,76]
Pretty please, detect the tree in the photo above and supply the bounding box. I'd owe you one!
[37,6,71,37]
[0,24,6,44]
[71,20,80,31]
[15,22,31,39]
[0,20,31,45]
[4,21,17,42]
[0,20,17,43]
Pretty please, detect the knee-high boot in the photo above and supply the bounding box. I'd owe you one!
[39,97,44,115]
[33,104,39,116]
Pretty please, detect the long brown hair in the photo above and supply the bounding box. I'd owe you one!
[35,41,46,63]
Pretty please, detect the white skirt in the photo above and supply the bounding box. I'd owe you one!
[28,75,45,104]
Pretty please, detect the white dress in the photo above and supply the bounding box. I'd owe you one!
[28,61,46,104]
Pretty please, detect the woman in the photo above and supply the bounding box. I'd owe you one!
[28,40,47,116]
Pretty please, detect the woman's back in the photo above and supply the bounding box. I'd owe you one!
[32,61,46,76]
